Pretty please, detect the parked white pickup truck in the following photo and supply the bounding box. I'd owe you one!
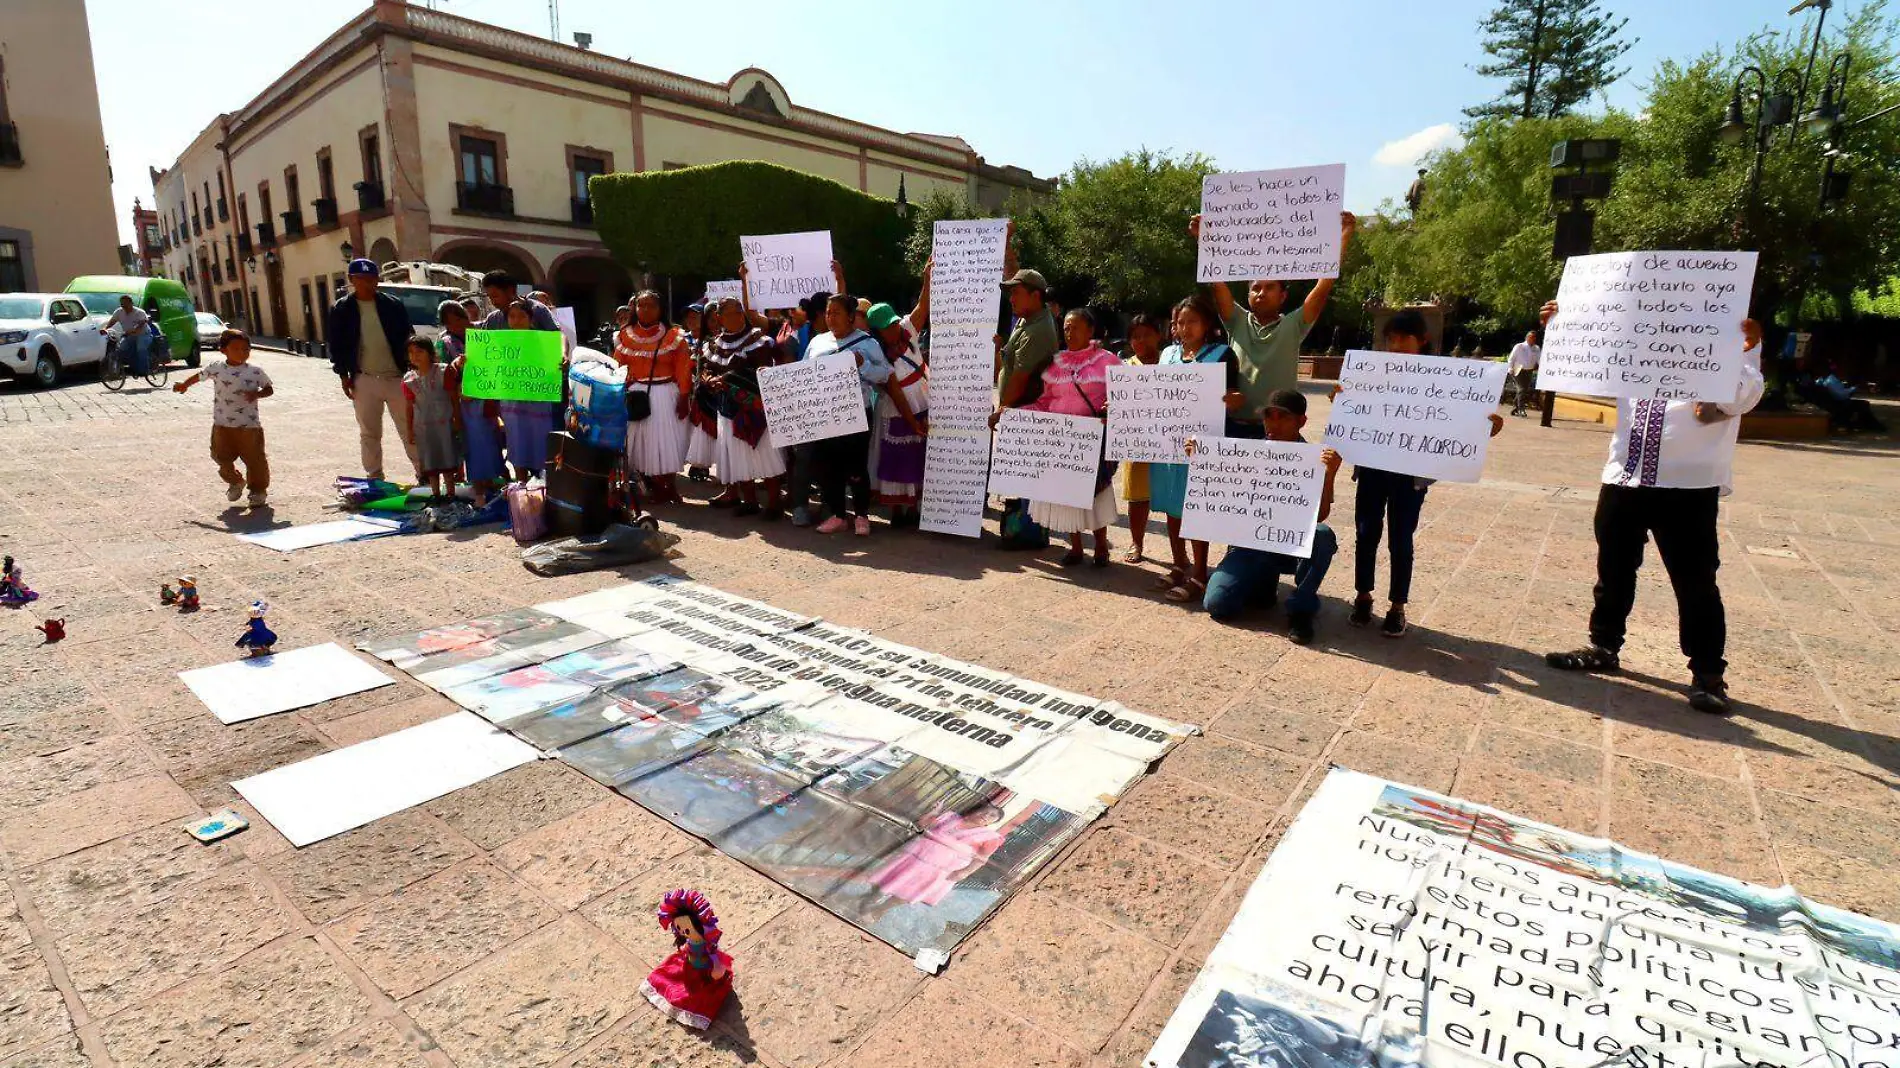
[0,293,110,388]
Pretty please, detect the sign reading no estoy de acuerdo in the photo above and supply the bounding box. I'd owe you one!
[741,230,834,304]
[1539,251,1759,402]
[460,329,564,402]
[1197,164,1346,283]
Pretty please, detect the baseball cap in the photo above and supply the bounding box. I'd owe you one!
[346,258,378,277]
[866,303,900,332]
[1263,388,1307,417]
[1000,269,1048,293]
[685,302,706,314]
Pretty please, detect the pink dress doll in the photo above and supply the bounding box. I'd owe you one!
[858,801,1007,922]
[642,889,732,1030]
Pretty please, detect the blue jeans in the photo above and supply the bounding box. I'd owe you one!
[119,333,150,375]
[1203,524,1337,621]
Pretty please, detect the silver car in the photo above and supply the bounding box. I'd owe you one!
[194,312,226,350]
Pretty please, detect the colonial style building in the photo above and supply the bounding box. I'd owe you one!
[151,0,1051,339]
[0,0,122,291]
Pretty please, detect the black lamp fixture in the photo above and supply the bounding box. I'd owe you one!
[340,239,355,264]
[894,174,909,219]
[1718,88,1751,145]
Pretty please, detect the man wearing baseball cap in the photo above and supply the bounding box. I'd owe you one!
[326,258,418,481]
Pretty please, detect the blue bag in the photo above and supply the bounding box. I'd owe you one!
[567,359,627,452]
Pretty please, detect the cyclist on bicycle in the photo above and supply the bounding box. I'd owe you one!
[105,296,153,376]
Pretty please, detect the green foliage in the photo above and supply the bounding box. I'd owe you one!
[1467,0,1635,120]
[902,188,990,276]
[1037,150,1214,316]
[590,160,913,305]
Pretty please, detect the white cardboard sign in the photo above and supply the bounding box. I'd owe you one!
[987,409,1103,510]
[1539,250,1758,401]
[179,643,396,725]
[1106,362,1226,463]
[756,350,868,447]
[920,217,1011,537]
[1324,350,1509,483]
[1197,165,1346,283]
[1179,437,1327,558]
[703,279,745,306]
[741,230,834,305]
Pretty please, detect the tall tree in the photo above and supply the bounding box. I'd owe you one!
[1465,0,1635,120]
[1035,149,1214,315]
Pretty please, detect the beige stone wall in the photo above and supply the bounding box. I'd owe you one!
[0,0,121,290]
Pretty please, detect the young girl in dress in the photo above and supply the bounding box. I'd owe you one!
[1119,314,1164,562]
[614,290,693,504]
[499,300,554,481]
[402,335,460,500]
[1147,294,1237,602]
[857,799,1007,923]
[1005,308,1121,567]
[440,301,505,505]
[643,889,732,1031]
[704,297,785,516]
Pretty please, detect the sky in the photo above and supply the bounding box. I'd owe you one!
[88,0,1836,247]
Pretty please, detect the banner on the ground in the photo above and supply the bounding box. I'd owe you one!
[1324,350,1509,483]
[460,329,565,402]
[362,577,1194,966]
[1106,363,1227,464]
[756,350,868,448]
[988,409,1104,510]
[741,230,833,304]
[1539,250,1759,401]
[1149,766,1900,1068]
[704,279,745,306]
[1198,164,1347,283]
[1179,436,1327,558]
[921,218,1011,538]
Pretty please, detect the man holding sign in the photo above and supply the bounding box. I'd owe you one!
[1537,297,1764,715]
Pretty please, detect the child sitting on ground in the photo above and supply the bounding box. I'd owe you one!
[173,329,273,507]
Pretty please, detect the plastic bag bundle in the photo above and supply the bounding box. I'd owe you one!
[520,522,679,575]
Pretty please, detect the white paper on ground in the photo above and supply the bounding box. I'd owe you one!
[236,516,403,552]
[179,643,395,725]
[233,712,538,846]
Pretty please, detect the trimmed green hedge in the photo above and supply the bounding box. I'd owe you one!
[591,160,915,306]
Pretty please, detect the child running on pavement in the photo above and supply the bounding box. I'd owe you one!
[173,328,273,507]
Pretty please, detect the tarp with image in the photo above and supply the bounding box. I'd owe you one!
[361,576,1195,964]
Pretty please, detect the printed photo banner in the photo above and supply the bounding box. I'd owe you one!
[1148,766,1900,1068]
[362,577,1195,966]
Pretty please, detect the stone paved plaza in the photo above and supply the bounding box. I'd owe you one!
[0,350,1895,1068]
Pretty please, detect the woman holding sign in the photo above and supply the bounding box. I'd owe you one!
[614,291,693,505]
[1147,295,1236,602]
[704,297,786,515]
[1017,308,1120,567]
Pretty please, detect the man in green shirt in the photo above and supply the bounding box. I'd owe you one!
[1191,210,1356,436]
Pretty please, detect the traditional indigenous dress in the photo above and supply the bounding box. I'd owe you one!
[234,614,277,652]
[1148,341,1235,518]
[707,327,785,481]
[685,334,720,470]
[615,322,693,477]
[443,335,505,485]
[1022,343,1120,534]
[865,809,1007,907]
[642,889,733,1031]
[402,364,460,478]
[873,319,928,507]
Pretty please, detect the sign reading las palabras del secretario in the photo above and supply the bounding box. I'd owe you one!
[461,329,564,402]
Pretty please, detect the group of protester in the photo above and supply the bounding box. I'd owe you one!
[182,212,1764,716]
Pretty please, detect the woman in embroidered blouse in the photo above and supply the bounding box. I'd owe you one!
[614,290,693,504]
[703,297,786,515]
[1015,308,1120,567]
[1147,294,1236,603]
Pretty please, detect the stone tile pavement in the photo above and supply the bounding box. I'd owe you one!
[0,351,1895,1067]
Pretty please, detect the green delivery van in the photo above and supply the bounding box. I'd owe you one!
[64,276,200,368]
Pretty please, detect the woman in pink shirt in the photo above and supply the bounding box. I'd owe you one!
[1020,308,1120,567]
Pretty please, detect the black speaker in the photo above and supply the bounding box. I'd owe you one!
[545,431,615,536]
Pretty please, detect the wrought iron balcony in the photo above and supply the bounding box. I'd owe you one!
[456,182,514,215]
[0,123,19,165]
[312,197,338,227]
[354,180,386,213]
[255,222,276,248]
[280,210,305,238]
[217,199,229,223]
[570,196,593,225]
[237,232,253,258]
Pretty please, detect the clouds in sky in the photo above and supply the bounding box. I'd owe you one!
[1373,123,1464,167]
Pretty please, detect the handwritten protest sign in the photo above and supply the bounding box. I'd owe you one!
[741,231,833,304]
[1539,250,1759,401]
[1106,363,1226,463]
[704,279,745,306]
[756,351,867,448]
[921,218,1010,537]
[1324,350,1508,482]
[1197,164,1346,283]
[460,329,564,402]
[1179,437,1327,558]
[988,409,1102,510]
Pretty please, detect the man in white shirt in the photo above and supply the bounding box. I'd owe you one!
[1505,331,1541,416]
[1537,300,1763,715]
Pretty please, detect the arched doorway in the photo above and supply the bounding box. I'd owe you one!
[551,251,634,345]
[432,240,542,289]
[367,237,398,267]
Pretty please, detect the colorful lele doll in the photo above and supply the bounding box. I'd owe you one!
[234,601,277,657]
[36,618,64,643]
[0,557,38,606]
[176,576,200,611]
[642,889,732,1030]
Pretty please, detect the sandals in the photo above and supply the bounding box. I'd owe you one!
[1152,567,1186,591]
[1059,548,1087,567]
[1545,645,1620,673]
[1121,546,1146,564]
[1164,578,1205,603]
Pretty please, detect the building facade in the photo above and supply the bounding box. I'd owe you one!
[130,200,162,277]
[152,0,1051,340]
[0,0,123,292]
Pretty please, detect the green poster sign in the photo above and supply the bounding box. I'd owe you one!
[461,329,564,402]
